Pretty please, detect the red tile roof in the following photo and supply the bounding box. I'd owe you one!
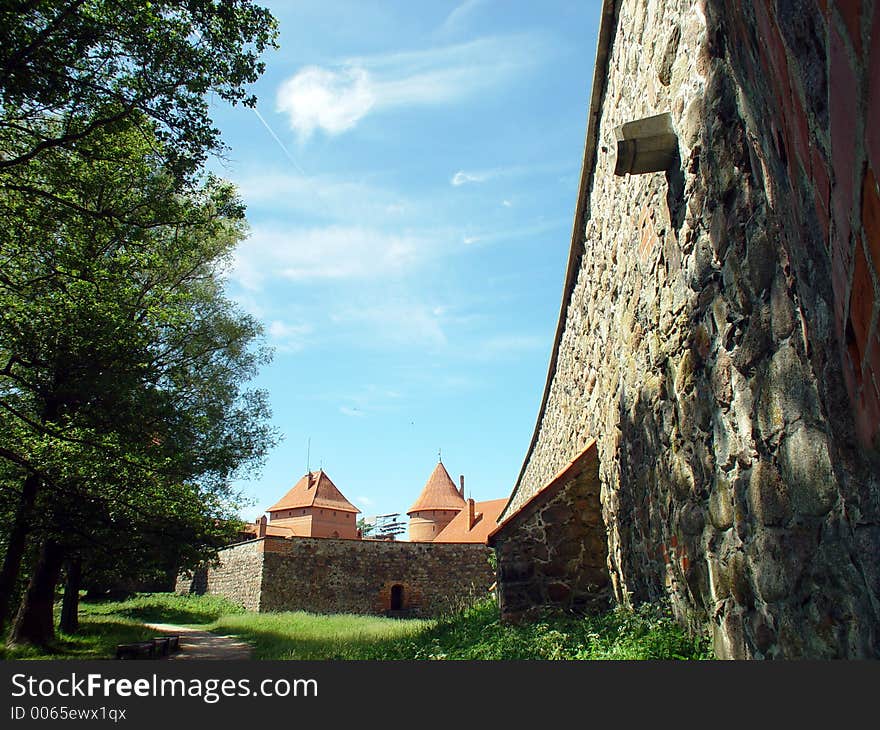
[407,461,467,514]
[433,498,508,543]
[267,470,360,514]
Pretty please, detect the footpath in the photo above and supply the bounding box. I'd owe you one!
[144,623,252,660]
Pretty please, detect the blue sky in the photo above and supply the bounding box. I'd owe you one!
[210,0,601,527]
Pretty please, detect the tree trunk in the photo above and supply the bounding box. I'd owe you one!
[9,539,65,647]
[59,558,81,634]
[0,472,40,633]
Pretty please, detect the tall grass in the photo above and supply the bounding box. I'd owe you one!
[208,611,432,660]
[356,598,713,660]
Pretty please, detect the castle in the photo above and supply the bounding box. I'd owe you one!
[180,460,501,615]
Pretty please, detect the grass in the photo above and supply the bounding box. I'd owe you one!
[80,592,245,625]
[0,614,155,661]
[0,593,712,660]
[0,593,243,661]
[362,598,714,660]
[207,610,432,660]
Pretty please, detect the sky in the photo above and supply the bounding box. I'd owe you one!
[209,0,602,529]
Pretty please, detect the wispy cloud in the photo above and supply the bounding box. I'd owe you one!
[229,225,426,291]
[439,0,490,34]
[276,34,548,140]
[234,169,410,223]
[458,218,569,248]
[451,169,496,186]
[339,406,366,417]
[267,320,313,352]
[330,300,448,348]
[475,333,546,360]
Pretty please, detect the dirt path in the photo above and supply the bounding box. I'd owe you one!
[145,623,252,660]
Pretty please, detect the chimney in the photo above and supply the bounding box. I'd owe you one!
[459,475,465,499]
[467,498,475,530]
[256,515,267,538]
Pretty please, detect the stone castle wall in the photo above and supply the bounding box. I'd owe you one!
[182,537,494,617]
[260,537,493,615]
[204,539,265,612]
[504,0,880,658]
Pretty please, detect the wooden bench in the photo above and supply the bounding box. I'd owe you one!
[115,641,156,660]
[151,637,171,656]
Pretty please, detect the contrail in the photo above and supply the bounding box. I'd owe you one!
[252,105,309,178]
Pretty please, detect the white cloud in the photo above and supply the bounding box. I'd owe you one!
[478,333,546,359]
[457,218,569,248]
[267,320,312,352]
[276,66,375,139]
[228,225,425,290]
[233,169,409,223]
[439,0,489,34]
[330,301,447,348]
[275,34,548,140]
[451,169,494,186]
[339,406,365,417]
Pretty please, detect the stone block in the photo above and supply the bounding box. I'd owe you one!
[748,459,792,526]
[778,426,838,517]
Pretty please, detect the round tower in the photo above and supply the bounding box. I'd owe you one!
[407,461,466,541]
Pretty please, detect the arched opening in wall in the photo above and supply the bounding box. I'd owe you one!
[332,531,339,538]
[390,584,404,611]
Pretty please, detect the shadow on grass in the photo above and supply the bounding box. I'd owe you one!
[80,593,243,626]
[1,618,155,661]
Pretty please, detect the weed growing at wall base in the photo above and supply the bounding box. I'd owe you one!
[360,598,712,660]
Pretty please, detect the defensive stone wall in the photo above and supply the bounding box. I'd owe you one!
[181,537,494,617]
[502,0,880,658]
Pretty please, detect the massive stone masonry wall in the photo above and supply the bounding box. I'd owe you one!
[182,537,494,617]
[509,0,879,658]
[203,539,264,612]
[260,537,493,616]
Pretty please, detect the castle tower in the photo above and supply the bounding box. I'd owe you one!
[407,461,466,542]
[266,469,360,539]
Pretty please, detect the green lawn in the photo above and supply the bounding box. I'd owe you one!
[1,593,712,660]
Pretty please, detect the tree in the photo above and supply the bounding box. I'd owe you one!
[0,1,277,179]
[0,118,276,644]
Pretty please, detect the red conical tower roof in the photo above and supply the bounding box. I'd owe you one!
[407,461,466,514]
[267,470,360,514]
